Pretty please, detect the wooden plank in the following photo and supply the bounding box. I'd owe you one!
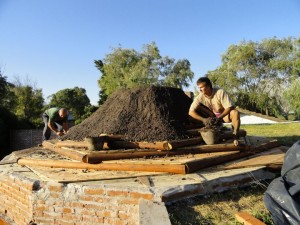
[102,151,237,165]
[175,142,249,152]
[235,212,266,225]
[84,143,248,163]
[55,140,90,149]
[137,176,152,187]
[55,137,105,150]
[185,139,281,173]
[17,158,187,174]
[185,151,249,173]
[223,148,285,170]
[0,219,9,225]
[22,164,167,183]
[166,137,203,150]
[42,141,87,162]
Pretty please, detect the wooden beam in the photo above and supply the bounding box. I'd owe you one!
[185,151,250,173]
[222,148,284,170]
[55,140,90,149]
[42,141,87,162]
[185,139,281,173]
[43,141,248,164]
[175,143,249,152]
[17,158,187,174]
[166,137,203,150]
[107,138,205,151]
[55,137,105,151]
[83,143,248,163]
[0,218,9,225]
[235,212,266,225]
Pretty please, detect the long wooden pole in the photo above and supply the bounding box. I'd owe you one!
[17,158,186,174]
[166,137,203,150]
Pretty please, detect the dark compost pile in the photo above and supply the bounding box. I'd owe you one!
[61,86,192,142]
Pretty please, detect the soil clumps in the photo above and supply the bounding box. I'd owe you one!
[61,86,192,142]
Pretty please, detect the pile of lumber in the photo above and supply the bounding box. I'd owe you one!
[15,128,283,174]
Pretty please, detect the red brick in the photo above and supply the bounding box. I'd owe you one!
[66,202,85,208]
[118,198,139,205]
[50,192,60,198]
[115,218,130,225]
[130,192,153,200]
[48,184,64,192]
[118,211,130,220]
[82,215,103,223]
[84,204,105,211]
[107,190,129,197]
[84,188,105,195]
[62,213,82,221]
[79,195,94,201]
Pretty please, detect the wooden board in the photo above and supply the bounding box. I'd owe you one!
[25,165,167,183]
[222,147,285,170]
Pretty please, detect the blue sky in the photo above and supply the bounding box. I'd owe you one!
[1,0,300,105]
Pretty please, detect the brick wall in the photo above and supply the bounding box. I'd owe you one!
[0,174,36,225]
[10,129,43,151]
[9,129,56,151]
[0,172,156,225]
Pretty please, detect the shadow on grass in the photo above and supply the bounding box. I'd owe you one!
[273,135,300,147]
[166,181,274,225]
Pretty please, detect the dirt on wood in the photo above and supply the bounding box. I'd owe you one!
[61,86,193,142]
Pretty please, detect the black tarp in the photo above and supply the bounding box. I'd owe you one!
[264,140,300,225]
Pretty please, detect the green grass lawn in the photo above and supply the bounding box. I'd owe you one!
[168,122,300,225]
[241,122,300,146]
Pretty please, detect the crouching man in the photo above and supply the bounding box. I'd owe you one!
[189,77,240,146]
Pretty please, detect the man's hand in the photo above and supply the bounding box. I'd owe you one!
[56,131,64,136]
[203,117,222,128]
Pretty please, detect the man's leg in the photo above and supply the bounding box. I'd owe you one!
[42,115,51,141]
[230,109,240,135]
[223,109,240,146]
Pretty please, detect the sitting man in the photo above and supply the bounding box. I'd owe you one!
[42,107,69,141]
[189,76,241,146]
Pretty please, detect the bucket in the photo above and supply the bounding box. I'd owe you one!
[199,128,220,145]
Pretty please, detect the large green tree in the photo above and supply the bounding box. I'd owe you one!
[0,72,16,110]
[10,77,44,127]
[95,42,194,103]
[49,87,91,123]
[283,78,300,120]
[208,37,300,117]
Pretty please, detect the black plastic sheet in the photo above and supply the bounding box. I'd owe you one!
[264,140,300,225]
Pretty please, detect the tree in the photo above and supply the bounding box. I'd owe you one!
[49,87,91,123]
[208,37,300,117]
[0,71,16,110]
[95,42,194,102]
[10,76,44,127]
[283,78,300,120]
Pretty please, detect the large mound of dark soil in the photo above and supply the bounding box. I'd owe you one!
[62,86,192,142]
